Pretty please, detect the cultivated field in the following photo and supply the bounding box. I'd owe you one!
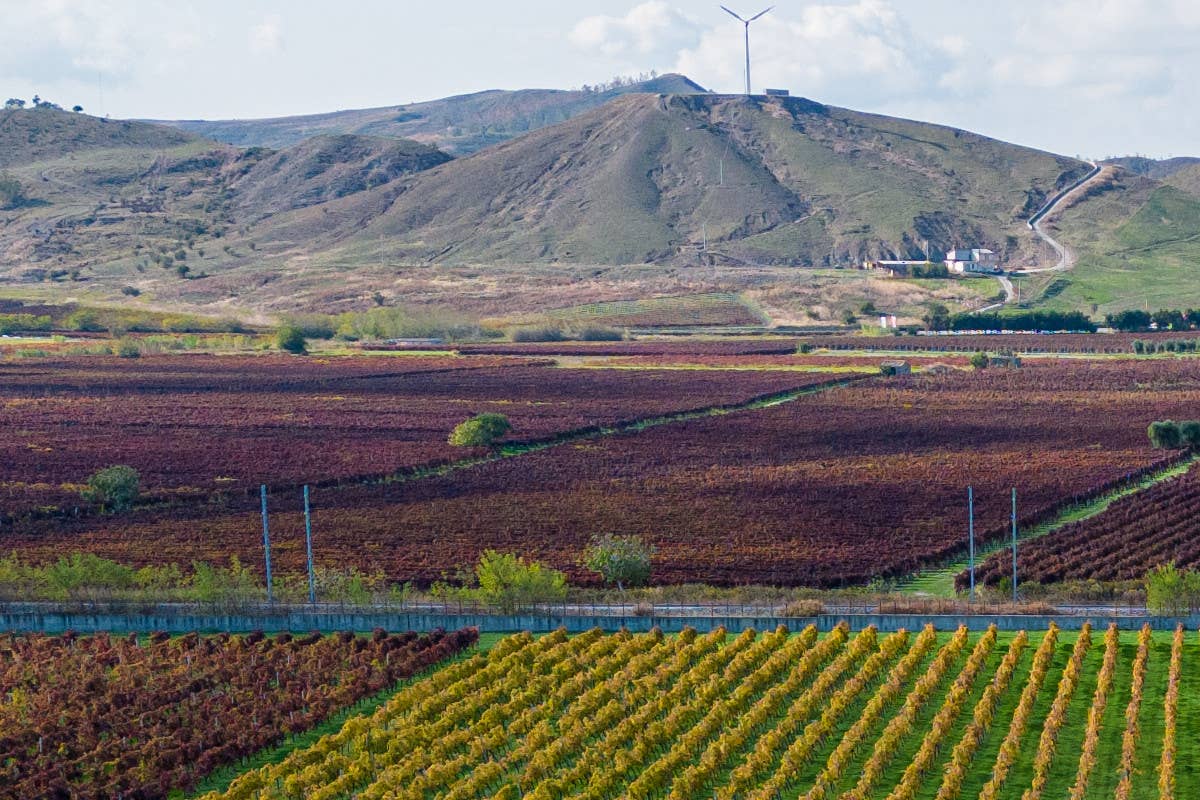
[198,624,1195,800]
[3,357,1197,587]
[0,628,477,800]
[0,354,821,517]
[975,465,1200,586]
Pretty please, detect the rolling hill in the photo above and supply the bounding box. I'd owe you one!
[246,93,1089,269]
[4,87,1199,321]
[153,74,708,155]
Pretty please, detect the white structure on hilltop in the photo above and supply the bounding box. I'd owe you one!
[945,248,1001,275]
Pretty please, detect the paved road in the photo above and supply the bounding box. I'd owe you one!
[1019,161,1104,274]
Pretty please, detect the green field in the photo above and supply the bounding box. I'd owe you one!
[194,624,1191,800]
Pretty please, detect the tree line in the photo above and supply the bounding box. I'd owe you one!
[1106,309,1200,332]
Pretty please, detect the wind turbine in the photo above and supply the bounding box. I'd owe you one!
[720,6,773,95]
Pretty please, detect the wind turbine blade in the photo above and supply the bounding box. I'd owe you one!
[749,6,773,21]
[720,5,747,22]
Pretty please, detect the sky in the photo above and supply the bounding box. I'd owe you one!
[2,0,1198,159]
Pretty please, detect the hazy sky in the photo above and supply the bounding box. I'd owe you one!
[3,0,1198,159]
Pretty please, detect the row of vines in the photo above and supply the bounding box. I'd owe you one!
[195,624,1193,800]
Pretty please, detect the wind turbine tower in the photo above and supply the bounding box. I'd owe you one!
[720,6,773,95]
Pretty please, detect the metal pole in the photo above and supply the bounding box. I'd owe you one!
[968,486,975,601]
[304,485,315,605]
[260,484,273,603]
[1011,488,1018,603]
[744,23,751,95]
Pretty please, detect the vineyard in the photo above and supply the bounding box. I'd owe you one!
[0,627,477,800]
[398,339,803,357]
[3,359,1197,586]
[975,464,1200,586]
[805,331,1200,355]
[0,354,825,517]
[195,624,1198,800]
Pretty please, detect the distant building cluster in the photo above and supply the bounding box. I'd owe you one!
[945,248,1001,275]
[862,247,1002,277]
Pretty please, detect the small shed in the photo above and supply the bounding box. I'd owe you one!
[880,360,912,376]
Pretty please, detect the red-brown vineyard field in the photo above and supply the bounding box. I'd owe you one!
[5,358,1199,587]
[0,354,825,517]
[0,627,477,800]
[974,463,1200,587]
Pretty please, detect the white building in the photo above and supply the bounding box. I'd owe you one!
[945,248,1001,275]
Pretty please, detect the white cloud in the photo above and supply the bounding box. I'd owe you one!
[674,0,921,102]
[569,2,702,63]
[250,14,284,56]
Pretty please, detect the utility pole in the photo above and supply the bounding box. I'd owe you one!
[304,485,316,604]
[968,486,975,601]
[260,484,273,604]
[1011,488,1018,603]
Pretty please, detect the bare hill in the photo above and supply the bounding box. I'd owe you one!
[153,74,708,155]
[251,93,1087,269]
[6,93,1198,320]
[226,134,451,217]
[0,106,197,168]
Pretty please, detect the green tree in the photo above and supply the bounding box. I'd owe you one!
[82,465,140,512]
[470,550,567,612]
[969,351,990,370]
[0,173,26,210]
[1146,562,1200,616]
[276,323,307,354]
[449,413,512,447]
[1180,420,1200,449]
[1149,420,1183,449]
[580,534,654,590]
[922,302,951,331]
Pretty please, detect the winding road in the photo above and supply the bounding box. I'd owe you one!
[971,161,1105,313]
[1020,160,1104,274]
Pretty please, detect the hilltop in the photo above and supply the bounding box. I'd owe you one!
[154,74,708,155]
[0,105,197,168]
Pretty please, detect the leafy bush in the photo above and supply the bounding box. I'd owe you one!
[114,339,141,358]
[580,534,654,590]
[577,326,624,342]
[1146,562,1200,616]
[511,325,566,342]
[0,313,51,334]
[276,324,307,354]
[468,550,567,612]
[1181,420,1200,449]
[332,305,495,342]
[190,557,262,603]
[0,173,26,209]
[449,413,512,447]
[82,465,140,511]
[65,309,105,332]
[1150,419,1200,449]
[969,351,990,369]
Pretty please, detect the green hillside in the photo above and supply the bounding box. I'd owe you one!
[1037,173,1200,313]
